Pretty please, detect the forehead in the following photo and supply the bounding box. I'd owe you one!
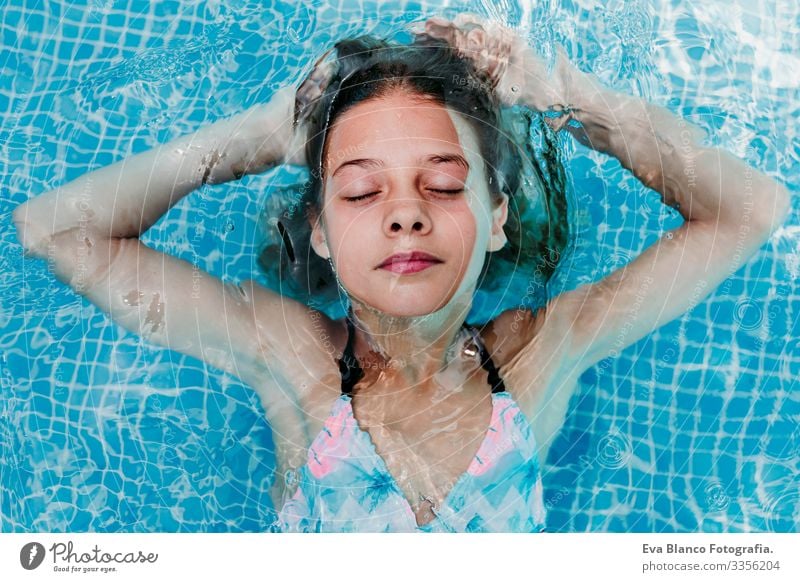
[323,91,482,171]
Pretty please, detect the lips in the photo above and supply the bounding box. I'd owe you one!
[377,251,443,274]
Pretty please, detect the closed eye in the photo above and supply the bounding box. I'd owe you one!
[346,191,380,202]
[345,189,464,203]
[430,189,464,195]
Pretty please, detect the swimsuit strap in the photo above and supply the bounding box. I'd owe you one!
[337,313,506,395]
[339,315,364,395]
[469,325,507,394]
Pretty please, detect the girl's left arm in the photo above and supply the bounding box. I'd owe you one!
[529,52,792,371]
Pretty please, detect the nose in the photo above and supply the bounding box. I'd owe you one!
[382,192,432,236]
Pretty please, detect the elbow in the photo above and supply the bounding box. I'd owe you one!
[752,182,792,235]
[11,203,26,245]
[12,203,50,258]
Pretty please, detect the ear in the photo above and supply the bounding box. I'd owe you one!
[308,209,331,260]
[487,192,509,252]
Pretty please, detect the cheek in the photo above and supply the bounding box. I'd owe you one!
[322,210,372,262]
[460,213,479,249]
[430,206,477,266]
[450,197,485,248]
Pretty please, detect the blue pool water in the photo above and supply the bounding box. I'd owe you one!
[1,0,798,532]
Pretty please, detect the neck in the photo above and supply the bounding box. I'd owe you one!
[348,295,479,388]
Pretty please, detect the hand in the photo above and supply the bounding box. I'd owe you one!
[232,84,310,174]
[218,87,301,178]
[256,51,336,169]
[422,14,573,121]
[222,58,335,178]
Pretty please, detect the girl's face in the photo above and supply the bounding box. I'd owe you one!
[311,89,508,317]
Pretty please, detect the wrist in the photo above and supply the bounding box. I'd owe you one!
[517,47,610,131]
[194,93,292,184]
[516,45,573,114]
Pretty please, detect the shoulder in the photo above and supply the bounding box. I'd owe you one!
[241,280,349,405]
[480,303,551,369]
[482,285,595,367]
[479,287,594,404]
[246,281,348,363]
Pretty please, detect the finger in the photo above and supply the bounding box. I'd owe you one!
[544,114,573,133]
[424,18,454,39]
[310,60,335,89]
[426,16,451,27]
[466,27,485,51]
[484,35,508,80]
[453,13,485,27]
[408,20,426,34]
[453,13,493,37]
[297,54,336,108]
[308,47,335,78]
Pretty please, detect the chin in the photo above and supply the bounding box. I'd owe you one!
[371,299,447,317]
[343,268,470,317]
[374,303,442,318]
[356,289,455,318]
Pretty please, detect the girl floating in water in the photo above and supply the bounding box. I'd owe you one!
[12,15,789,532]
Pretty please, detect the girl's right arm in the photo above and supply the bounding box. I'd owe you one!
[12,87,342,408]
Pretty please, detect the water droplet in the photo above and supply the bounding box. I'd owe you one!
[122,290,144,307]
[666,232,673,239]
[596,432,632,468]
[463,342,479,358]
[510,85,519,92]
[225,221,235,232]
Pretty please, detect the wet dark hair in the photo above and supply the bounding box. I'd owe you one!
[257,33,569,316]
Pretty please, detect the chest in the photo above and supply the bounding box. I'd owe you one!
[351,381,495,526]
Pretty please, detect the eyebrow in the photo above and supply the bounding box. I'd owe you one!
[331,153,470,178]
